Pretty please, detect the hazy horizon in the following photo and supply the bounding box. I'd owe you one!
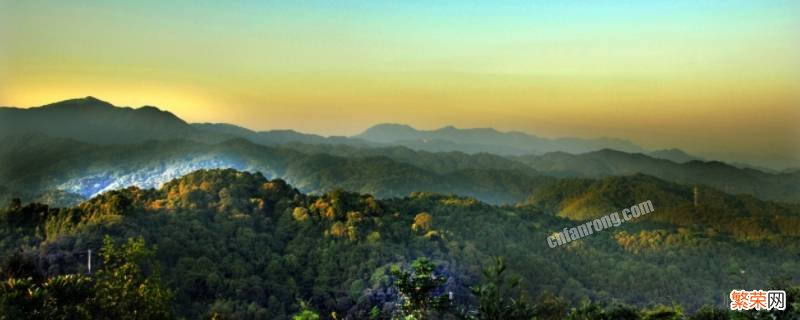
[2,1,798,168]
[2,95,797,170]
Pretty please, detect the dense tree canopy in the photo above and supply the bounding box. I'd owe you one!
[0,236,171,319]
[0,169,798,319]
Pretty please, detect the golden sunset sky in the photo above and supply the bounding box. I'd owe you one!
[1,1,798,168]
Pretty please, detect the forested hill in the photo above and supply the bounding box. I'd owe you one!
[528,174,800,241]
[514,149,800,203]
[0,135,555,206]
[0,97,210,144]
[1,169,798,318]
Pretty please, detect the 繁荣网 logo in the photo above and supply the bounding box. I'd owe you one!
[730,290,786,311]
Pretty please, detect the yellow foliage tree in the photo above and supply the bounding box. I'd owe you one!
[323,207,336,220]
[346,211,363,224]
[347,225,358,241]
[412,212,433,232]
[330,222,346,238]
[292,207,310,222]
[314,198,329,211]
[367,231,381,243]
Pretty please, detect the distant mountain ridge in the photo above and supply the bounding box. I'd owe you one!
[191,122,370,146]
[647,148,703,163]
[0,97,208,144]
[513,149,799,203]
[1,97,797,204]
[355,123,645,155]
[0,97,645,156]
[0,135,555,206]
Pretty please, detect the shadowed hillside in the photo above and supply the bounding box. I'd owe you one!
[0,135,555,206]
[0,97,213,144]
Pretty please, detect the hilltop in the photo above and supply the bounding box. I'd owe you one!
[0,97,206,144]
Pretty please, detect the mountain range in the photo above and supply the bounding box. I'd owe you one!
[1,97,798,205]
[0,97,753,163]
[513,149,800,202]
[2,97,648,153]
[355,123,645,155]
[0,134,555,206]
[2,97,800,318]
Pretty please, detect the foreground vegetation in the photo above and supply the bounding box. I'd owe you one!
[1,169,798,319]
[1,236,171,319]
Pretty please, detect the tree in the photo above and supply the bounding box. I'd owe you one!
[92,236,173,319]
[90,236,172,319]
[471,257,535,320]
[391,258,450,319]
[412,213,433,233]
[641,305,683,320]
[293,301,321,320]
[330,222,347,238]
[0,251,43,282]
[534,291,568,320]
[565,299,609,320]
[0,274,93,319]
[689,306,729,320]
[292,207,310,222]
[0,236,172,320]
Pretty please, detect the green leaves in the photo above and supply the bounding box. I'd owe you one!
[93,236,172,320]
[2,169,799,318]
[391,258,451,319]
[0,274,93,320]
[470,257,535,320]
[0,236,172,320]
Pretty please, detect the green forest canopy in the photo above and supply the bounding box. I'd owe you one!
[1,169,798,319]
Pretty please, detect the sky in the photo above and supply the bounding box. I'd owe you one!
[1,0,799,168]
